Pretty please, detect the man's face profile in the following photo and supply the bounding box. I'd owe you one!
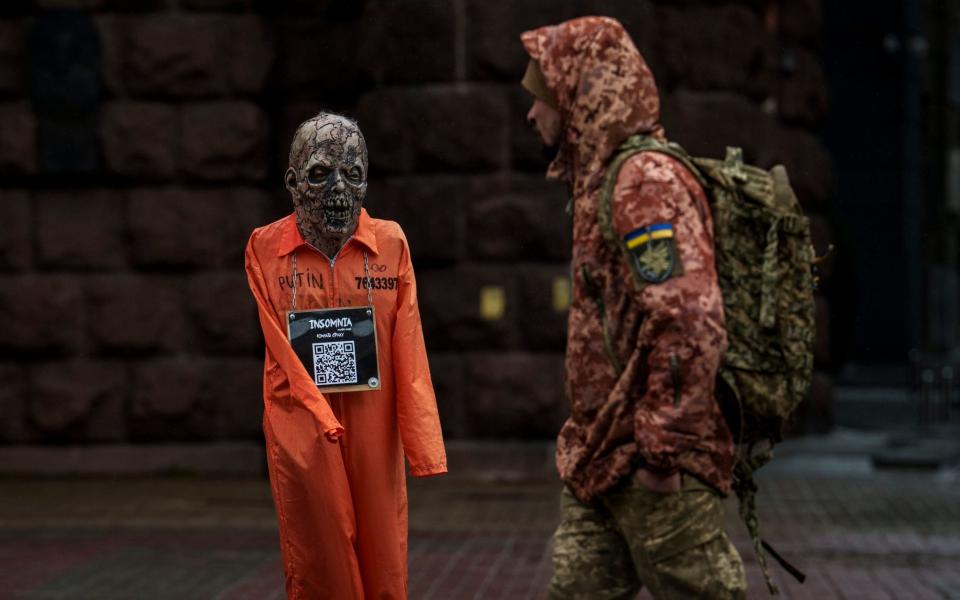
[286,114,369,242]
[526,98,562,162]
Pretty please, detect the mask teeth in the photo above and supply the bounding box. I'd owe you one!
[322,194,352,210]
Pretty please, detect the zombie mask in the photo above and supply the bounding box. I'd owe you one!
[286,113,368,252]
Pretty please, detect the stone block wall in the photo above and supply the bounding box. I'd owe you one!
[0,0,834,444]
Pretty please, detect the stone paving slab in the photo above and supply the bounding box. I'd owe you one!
[0,471,958,599]
[0,444,267,478]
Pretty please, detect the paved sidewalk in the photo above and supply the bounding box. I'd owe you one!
[1,438,959,599]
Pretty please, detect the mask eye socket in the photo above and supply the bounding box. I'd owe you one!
[307,166,329,184]
[346,167,363,184]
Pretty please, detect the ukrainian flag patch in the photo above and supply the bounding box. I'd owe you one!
[623,223,682,285]
[624,223,674,250]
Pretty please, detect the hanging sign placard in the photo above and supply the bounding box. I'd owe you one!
[286,306,380,393]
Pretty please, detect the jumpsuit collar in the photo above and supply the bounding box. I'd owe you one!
[277,208,380,258]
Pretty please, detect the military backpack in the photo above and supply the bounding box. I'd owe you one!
[596,134,816,595]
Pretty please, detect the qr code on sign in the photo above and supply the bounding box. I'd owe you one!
[312,341,358,386]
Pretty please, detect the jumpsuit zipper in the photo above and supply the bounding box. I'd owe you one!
[302,239,351,307]
[328,256,336,305]
[332,253,342,434]
[322,242,351,438]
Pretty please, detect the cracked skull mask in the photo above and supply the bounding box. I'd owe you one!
[286,114,369,247]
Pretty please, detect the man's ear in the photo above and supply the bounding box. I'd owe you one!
[284,167,298,194]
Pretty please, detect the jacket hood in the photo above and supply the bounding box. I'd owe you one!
[521,16,665,196]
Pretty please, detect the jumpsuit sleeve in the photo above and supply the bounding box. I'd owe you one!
[611,154,728,475]
[392,229,447,477]
[244,234,344,441]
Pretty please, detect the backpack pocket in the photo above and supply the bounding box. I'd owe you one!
[712,194,814,442]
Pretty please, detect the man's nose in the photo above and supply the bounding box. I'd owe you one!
[332,171,346,191]
[526,104,537,127]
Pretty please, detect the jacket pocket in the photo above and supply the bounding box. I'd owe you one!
[669,353,682,408]
[642,484,724,564]
[580,265,624,374]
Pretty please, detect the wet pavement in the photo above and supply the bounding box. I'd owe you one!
[2,433,959,599]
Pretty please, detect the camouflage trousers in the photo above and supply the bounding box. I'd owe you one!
[549,473,747,599]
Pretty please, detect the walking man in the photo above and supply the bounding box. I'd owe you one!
[521,17,748,599]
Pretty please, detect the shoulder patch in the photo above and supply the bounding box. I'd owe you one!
[623,223,684,285]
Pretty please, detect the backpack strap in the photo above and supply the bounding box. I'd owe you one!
[733,449,778,595]
[734,448,807,595]
[597,135,706,258]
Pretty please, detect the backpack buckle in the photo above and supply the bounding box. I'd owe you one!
[723,146,748,184]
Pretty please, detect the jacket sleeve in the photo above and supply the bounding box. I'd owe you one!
[392,229,447,477]
[244,233,344,441]
[611,153,728,474]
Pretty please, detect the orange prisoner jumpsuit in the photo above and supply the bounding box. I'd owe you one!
[244,209,447,600]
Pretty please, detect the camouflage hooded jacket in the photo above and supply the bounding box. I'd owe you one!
[522,17,735,501]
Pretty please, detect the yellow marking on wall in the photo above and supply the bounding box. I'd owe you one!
[479,285,506,321]
[552,276,571,312]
